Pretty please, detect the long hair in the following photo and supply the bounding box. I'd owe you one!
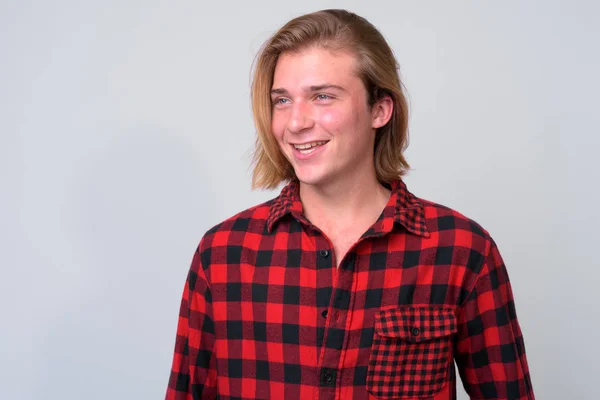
[250,9,411,190]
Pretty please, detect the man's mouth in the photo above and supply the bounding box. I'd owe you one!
[292,140,329,154]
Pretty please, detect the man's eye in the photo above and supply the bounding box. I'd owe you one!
[316,94,331,100]
[273,98,289,105]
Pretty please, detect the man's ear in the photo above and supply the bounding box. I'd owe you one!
[371,95,394,129]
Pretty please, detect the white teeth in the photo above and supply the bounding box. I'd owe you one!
[298,147,317,154]
[293,141,327,150]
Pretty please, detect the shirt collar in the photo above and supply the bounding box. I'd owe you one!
[266,178,430,238]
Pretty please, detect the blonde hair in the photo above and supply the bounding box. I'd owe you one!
[250,9,411,190]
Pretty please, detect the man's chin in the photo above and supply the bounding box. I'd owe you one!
[294,171,336,188]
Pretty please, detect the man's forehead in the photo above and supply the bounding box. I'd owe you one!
[272,49,361,89]
[275,48,357,71]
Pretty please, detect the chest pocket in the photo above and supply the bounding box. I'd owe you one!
[366,306,457,398]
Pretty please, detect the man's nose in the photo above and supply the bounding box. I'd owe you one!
[287,101,315,133]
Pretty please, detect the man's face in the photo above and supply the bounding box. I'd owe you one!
[271,46,381,188]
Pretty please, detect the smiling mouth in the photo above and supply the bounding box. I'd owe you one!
[291,140,329,154]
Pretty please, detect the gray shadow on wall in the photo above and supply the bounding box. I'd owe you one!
[34,122,219,399]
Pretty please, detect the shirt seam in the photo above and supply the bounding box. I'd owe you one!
[457,233,492,315]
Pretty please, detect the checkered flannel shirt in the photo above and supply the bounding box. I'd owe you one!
[166,178,534,399]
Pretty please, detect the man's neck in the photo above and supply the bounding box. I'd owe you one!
[298,171,392,234]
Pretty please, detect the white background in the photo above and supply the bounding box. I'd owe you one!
[2,1,598,399]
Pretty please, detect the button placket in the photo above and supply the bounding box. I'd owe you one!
[318,247,352,396]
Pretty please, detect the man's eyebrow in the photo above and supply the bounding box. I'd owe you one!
[306,84,346,92]
[270,84,346,96]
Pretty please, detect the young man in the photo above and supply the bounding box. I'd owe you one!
[166,9,534,400]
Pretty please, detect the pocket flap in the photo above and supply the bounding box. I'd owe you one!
[374,306,457,343]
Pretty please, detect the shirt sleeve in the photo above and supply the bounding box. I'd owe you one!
[454,237,535,399]
[166,246,217,400]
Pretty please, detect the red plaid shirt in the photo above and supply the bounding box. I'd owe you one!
[166,178,534,399]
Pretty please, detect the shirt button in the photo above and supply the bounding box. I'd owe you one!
[321,368,336,386]
[320,249,330,258]
[321,309,328,318]
[411,327,420,336]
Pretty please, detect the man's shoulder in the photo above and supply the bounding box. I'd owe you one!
[416,197,500,279]
[197,196,278,251]
[418,196,492,242]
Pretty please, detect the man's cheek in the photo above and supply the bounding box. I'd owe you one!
[319,108,343,127]
[271,120,285,140]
